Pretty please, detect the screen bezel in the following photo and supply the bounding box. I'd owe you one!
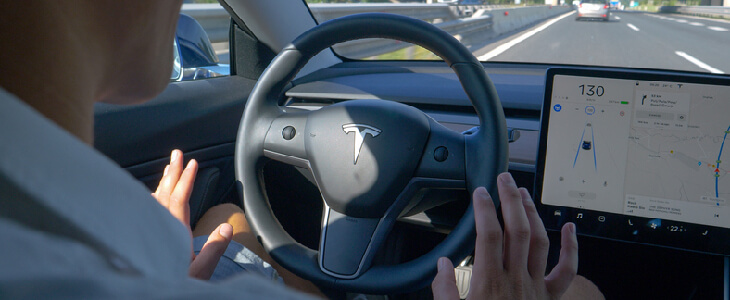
[535,67,730,255]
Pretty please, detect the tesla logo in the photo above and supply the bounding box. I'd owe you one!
[342,124,381,164]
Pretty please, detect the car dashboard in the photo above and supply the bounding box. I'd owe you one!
[287,61,544,168]
[276,60,728,299]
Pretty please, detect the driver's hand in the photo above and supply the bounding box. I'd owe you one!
[152,149,233,280]
[431,172,578,300]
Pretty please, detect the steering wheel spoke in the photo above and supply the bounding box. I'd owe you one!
[318,207,393,279]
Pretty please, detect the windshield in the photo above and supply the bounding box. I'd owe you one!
[305,0,726,74]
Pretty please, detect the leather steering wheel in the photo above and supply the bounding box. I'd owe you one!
[234,13,508,294]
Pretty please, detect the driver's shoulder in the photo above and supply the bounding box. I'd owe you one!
[0,88,190,278]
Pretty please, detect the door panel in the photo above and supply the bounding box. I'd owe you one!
[94,75,255,227]
[94,75,254,167]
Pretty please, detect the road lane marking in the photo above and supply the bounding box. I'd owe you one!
[648,13,727,30]
[477,11,575,61]
[675,51,724,74]
[627,23,639,31]
[649,14,674,21]
[709,26,729,32]
[615,16,621,20]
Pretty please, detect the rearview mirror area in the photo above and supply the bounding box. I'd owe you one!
[171,38,183,81]
[171,13,229,81]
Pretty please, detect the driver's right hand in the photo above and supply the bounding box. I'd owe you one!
[152,149,233,280]
[431,172,578,299]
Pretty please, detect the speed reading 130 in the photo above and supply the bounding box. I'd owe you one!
[579,84,604,97]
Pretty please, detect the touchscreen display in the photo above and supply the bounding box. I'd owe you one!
[536,68,730,255]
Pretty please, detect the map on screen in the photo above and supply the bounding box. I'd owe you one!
[541,74,729,228]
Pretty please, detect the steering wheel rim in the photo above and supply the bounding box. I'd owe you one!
[235,13,508,294]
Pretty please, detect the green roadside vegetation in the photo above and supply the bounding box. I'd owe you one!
[372,45,440,60]
[629,5,661,12]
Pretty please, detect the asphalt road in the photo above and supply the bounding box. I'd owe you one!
[474,10,730,74]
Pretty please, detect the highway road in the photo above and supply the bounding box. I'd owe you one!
[474,10,730,74]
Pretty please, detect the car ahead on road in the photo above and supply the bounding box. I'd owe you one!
[609,0,624,10]
[17,0,728,299]
[576,0,610,21]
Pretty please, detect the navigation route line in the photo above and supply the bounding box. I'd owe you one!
[717,124,730,198]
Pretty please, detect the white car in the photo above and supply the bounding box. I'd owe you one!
[576,0,610,21]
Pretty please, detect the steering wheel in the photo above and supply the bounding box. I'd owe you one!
[234,13,508,294]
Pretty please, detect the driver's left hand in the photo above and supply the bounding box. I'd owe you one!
[152,149,233,280]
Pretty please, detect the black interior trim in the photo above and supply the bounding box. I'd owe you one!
[94,76,253,168]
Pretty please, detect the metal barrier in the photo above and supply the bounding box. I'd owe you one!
[309,3,460,21]
[330,15,495,58]
[659,6,730,18]
[181,3,569,58]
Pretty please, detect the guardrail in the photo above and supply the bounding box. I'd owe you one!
[309,3,461,21]
[181,3,570,59]
[180,3,492,43]
[659,6,730,18]
[329,13,496,58]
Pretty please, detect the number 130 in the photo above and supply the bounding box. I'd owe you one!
[579,84,604,96]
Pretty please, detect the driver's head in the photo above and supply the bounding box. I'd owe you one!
[0,0,183,105]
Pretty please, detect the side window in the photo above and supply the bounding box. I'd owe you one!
[172,1,231,81]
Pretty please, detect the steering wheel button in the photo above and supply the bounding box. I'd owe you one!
[282,126,296,140]
[434,146,448,162]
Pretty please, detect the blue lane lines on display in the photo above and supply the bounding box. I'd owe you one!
[573,127,585,168]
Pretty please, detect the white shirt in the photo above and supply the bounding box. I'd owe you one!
[0,89,312,299]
